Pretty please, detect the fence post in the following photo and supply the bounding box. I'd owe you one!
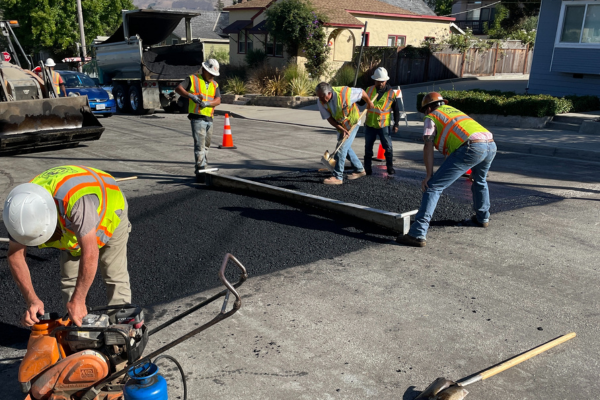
[460,50,466,78]
[522,43,530,75]
[492,42,499,76]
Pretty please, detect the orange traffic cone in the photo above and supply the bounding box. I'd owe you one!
[373,143,386,162]
[219,113,237,149]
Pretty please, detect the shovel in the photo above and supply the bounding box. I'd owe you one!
[415,332,576,400]
[320,110,367,172]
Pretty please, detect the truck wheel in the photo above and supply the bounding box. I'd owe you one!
[113,84,130,113]
[129,85,153,115]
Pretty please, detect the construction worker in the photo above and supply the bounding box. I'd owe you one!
[358,67,400,175]
[316,82,375,185]
[45,58,66,97]
[4,166,132,327]
[175,59,221,181]
[396,92,497,247]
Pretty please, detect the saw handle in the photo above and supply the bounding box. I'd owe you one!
[460,332,576,387]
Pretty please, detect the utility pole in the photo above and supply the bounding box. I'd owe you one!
[76,0,86,72]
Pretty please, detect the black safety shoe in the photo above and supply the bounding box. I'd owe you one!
[395,234,426,247]
[365,167,372,175]
[387,166,396,175]
[471,215,489,228]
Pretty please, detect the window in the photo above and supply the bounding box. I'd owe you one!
[424,36,436,43]
[387,35,406,47]
[361,32,370,46]
[265,34,283,57]
[238,30,246,53]
[467,9,481,21]
[557,2,600,46]
[247,32,253,52]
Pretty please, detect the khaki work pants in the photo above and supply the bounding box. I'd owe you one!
[60,203,132,309]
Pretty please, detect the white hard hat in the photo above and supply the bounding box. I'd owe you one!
[202,59,220,76]
[371,67,390,81]
[45,58,56,67]
[3,183,57,246]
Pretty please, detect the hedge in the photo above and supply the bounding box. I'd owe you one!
[416,90,600,118]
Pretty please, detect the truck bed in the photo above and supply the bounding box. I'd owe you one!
[143,42,204,80]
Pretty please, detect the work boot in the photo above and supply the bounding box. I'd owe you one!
[386,166,396,175]
[395,234,426,247]
[348,170,367,180]
[365,167,372,175]
[323,177,343,185]
[471,215,489,228]
[364,157,372,175]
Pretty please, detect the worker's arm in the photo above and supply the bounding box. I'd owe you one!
[360,90,375,110]
[60,83,67,97]
[327,116,349,137]
[7,241,45,327]
[175,83,201,104]
[392,99,400,133]
[67,229,99,327]
[422,139,435,192]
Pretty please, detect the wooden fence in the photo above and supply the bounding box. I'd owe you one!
[357,41,533,86]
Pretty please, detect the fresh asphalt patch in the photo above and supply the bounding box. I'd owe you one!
[0,185,391,346]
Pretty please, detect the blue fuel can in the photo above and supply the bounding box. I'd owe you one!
[124,362,168,400]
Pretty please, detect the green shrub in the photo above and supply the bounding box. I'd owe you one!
[245,49,268,68]
[247,63,282,94]
[219,64,247,81]
[564,95,600,113]
[223,77,247,95]
[330,65,358,87]
[288,75,316,96]
[264,75,287,96]
[283,63,303,82]
[416,90,576,117]
[207,47,229,65]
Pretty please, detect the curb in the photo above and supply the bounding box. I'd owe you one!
[205,173,417,234]
[399,77,479,89]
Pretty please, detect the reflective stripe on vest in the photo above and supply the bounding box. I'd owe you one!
[425,105,490,156]
[31,165,125,256]
[188,75,217,117]
[365,86,395,128]
[320,86,359,132]
[52,71,61,95]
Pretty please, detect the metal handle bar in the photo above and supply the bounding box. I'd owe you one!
[51,326,135,364]
[79,253,247,400]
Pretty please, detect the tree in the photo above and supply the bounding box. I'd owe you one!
[0,0,134,55]
[215,0,225,11]
[265,0,329,77]
[434,0,452,16]
[485,4,538,48]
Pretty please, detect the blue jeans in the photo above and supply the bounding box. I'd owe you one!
[409,141,497,239]
[190,119,213,171]
[364,126,393,167]
[333,124,364,180]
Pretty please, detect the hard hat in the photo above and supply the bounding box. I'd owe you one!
[3,183,57,246]
[202,59,220,76]
[371,67,390,81]
[420,91,448,112]
[45,58,56,67]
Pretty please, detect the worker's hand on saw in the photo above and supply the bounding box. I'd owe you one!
[189,94,202,104]
[22,298,45,327]
[66,298,88,327]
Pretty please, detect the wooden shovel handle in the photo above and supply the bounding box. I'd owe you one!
[332,109,367,156]
[480,332,576,381]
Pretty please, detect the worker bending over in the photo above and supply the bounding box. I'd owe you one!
[316,82,375,185]
[4,166,132,327]
[358,67,400,175]
[175,59,222,181]
[396,92,497,247]
[46,58,66,97]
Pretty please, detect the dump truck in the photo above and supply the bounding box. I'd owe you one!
[94,9,205,114]
[0,20,104,153]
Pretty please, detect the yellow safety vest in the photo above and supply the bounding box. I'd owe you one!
[320,86,360,133]
[31,166,126,256]
[188,75,218,117]
[365,86,396,128]
[52,71,62,95]
[424,105,491,156]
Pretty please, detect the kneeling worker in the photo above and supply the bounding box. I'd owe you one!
[396,92,497,247]
[175,59,221,180]
[358,67,400,175]
[4,166,132,327]
[316,82,375,185]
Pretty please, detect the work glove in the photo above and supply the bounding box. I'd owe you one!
[189,94,201,104]
[199,101,209,109]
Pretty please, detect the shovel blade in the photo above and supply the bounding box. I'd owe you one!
[415,378,455,400]
[320,156,334,172]
[435,385,468,400]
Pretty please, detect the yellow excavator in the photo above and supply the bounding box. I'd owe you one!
[0,20,104,153]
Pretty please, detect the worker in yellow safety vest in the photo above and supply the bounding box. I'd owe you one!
[4,166,132,327]
[175,59,222,181]
[396,92,497,247]
[45,58,66,97]
[316,82,375,185]
[358,67,401,175]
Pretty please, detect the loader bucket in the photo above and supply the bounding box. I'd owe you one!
[0,97,104,153]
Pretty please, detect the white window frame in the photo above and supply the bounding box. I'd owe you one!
[555,1,600,49]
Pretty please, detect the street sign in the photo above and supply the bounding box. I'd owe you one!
[2,52,11,62]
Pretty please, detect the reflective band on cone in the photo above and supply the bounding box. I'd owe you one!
[219,113,237,149]
[373,143,386,161]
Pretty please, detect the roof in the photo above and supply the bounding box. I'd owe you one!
[224,0,272,10]
[375,0,436,16]
[169,10,230,40]
[222,19,252,34]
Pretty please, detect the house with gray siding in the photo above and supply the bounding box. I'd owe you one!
[528,0,600,97]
